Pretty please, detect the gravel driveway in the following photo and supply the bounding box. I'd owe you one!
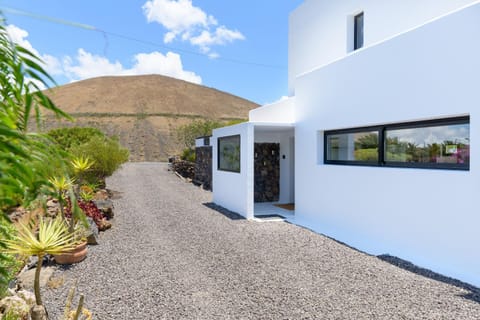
[43,162,480,319]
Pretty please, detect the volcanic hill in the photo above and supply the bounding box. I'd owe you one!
[40,75,258,161]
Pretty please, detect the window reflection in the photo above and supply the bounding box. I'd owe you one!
[385,124,469,165]
[327,131,378,162]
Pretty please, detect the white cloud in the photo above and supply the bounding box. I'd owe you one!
[64,49,202,84]
[189,26,244,53]
[5,24,202,85]
[142,0,245,55]
[6,24,63,76]
[129,51,201,84]
[63,49,124,79]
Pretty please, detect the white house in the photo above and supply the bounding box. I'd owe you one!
[212,0,480,286]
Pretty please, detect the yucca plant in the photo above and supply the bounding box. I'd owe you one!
[48,176,75,219]
[1,217,80,307]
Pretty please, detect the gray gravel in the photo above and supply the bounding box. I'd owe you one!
[43,162,480,319]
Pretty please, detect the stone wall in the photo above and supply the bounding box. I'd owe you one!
[254,143,280,202]
[170,158,195,180]
[194,146,212,190]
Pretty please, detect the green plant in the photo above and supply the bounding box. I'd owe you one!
[66,190,88,234]
[79,191,94,202]
[46,127,129,186]
[49,176,75,219]
[1,217,80,307]
[180,148,196,162]
[47,127,104,150]
[71,156,95,188]
[0,216,24,299]
[175,119,223,150]
[0,17,71,284]
[71,156,94,176]
[70,135,129,180]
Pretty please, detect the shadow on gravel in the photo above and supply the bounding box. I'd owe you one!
[378,254,480,304]
[203,202,245,220]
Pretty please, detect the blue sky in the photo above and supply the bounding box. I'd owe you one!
[0,0,303,105]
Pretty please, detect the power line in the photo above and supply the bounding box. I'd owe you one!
[0,6,286,70]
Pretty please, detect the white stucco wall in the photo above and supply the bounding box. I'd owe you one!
[289,0,479,95]
[249,97,295,123]
[212,123,254,219]
[294,3,480,286]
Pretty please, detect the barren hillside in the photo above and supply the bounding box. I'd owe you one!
[39,75,258,161]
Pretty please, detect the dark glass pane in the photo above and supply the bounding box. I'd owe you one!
[354,13,364,50]
[327,131,378,162]
[385,124,469,165]
[218,135,241,172]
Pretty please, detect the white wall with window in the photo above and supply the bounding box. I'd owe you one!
[294,2,480,286]
[212,123,254,219]
[288,0,478,95]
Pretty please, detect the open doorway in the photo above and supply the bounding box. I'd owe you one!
[253,125,295,219]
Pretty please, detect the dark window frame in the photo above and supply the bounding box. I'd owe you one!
[354,12,364,50]
[324,116,470,170]
[217,134,241,173]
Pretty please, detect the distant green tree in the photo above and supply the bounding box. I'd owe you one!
[175,119,246,161]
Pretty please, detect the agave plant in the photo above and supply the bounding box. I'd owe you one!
[71,156,94,187]
[1,217,80,306]
[71,157,94,175]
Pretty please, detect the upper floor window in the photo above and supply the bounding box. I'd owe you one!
[354,12,364,50]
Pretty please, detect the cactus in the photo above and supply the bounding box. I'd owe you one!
[63,281,91,320]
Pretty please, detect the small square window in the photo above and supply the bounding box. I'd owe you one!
[354,12,364,50]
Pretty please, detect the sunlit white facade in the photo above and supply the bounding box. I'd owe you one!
[212,0,480,286]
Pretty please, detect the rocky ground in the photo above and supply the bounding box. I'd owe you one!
[42,162,480,319]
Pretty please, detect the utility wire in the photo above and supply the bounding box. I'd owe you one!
[0,6,286,70]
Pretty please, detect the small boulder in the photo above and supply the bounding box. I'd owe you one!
[94,189,109,200]
[16,290,35,306]
[85,217,99,245]
[0,295,30,319]
[46,198,60,217]
[98,219,112,231]
[93,199,114,219]
[17,266,54,291]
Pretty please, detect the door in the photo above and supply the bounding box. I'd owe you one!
[254,143,280,202]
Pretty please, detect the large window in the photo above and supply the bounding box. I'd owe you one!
[354,12,364,50]
[324,116,470,170]
[218,135,241,172]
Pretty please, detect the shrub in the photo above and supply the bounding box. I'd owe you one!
[175,119,223,150]
[69,135,129,180]
[0,217,24,299]
[175,119,246,154]
[0,19,71,280]
[47,127,129,184]
[47,127,104,150]
[180,148,196,162]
